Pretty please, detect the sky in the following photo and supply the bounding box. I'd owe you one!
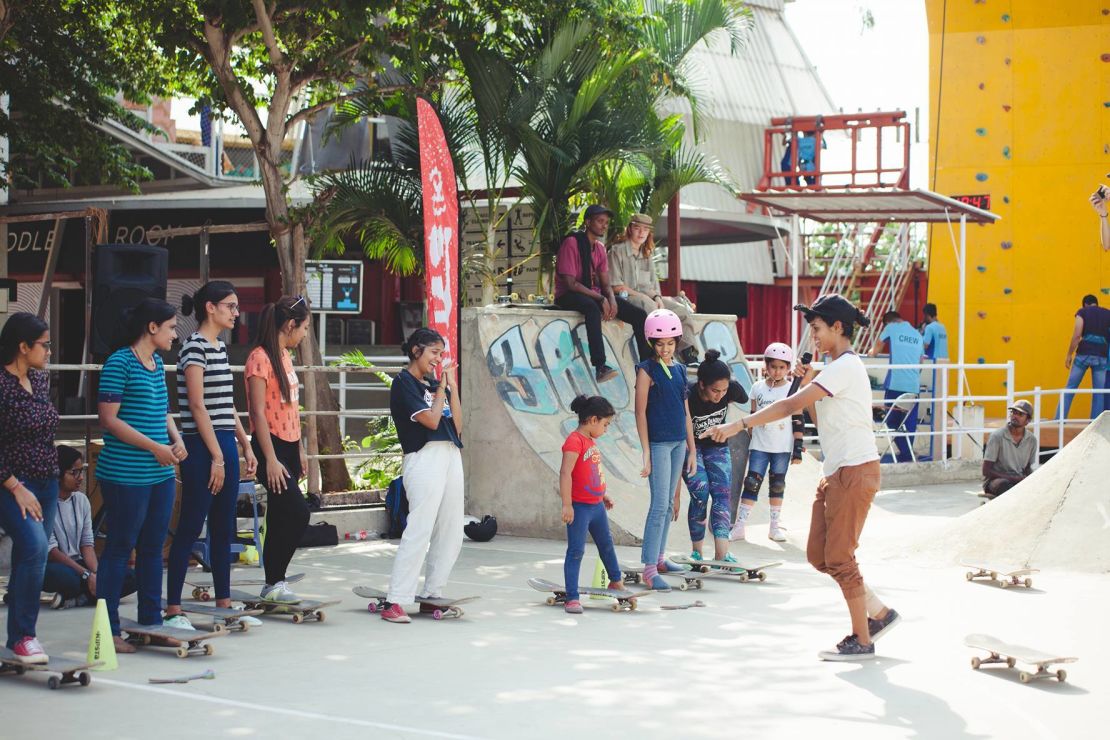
[783,0,931,187]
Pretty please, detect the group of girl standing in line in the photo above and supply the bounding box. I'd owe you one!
[0,285,314,660]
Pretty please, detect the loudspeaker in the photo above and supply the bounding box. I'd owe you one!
[91,244,168,355]
[696,281,749,319]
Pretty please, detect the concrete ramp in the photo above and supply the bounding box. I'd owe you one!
[904,412,1110,572]
[461,306,757,546]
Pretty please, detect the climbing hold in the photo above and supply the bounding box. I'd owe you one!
[976,35,986,44]
[1001,13,1010,22]
[977,311,988,319]
[1002,146,1011,159]
[1003,196,1011,204]
[1001,241,1013,249]
[977,357,986,364]
[1102,54,1110,63]
[975,127,987,136]
[1002,336,1012,343]
[975,173,989,182]
[977,265,987,273]
[1102,287,1110,295]
[978,82,986,90]
[1004,57,1011,66]
[1003,287,1013,295]
[1002,104,1012,112]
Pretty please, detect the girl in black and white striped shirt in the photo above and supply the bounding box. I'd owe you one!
[164,281,258,628]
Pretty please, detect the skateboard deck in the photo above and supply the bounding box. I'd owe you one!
[621,563,706,591]
[160,599,264,632]
[0,648,101,689]
[965,633,1076,683]
[228,589,338,623]
[119,619,225,658]
[352,586,479,620]
[527,577,652,612]
[671,555,782,582]
[961,563,1039,589]
[185,572,304,601]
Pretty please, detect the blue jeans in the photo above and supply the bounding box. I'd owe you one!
[97,477,176,636]
[743,449,791,502]
[1055,354,1107,420]
[564,501,621,601]
[0,478,58,648]
[166,432,241,605]
[884,389,919,463]
[641,440,687,565]
[43,560,136,601]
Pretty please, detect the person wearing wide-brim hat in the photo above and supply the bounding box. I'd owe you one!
[607,213,698,364]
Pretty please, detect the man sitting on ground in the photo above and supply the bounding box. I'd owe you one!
[981,401,1039,499]
[43,445,135,608]
[554,204,650,381]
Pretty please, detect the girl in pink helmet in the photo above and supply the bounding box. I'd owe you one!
[733,342,799,543]
[634,309,697,590]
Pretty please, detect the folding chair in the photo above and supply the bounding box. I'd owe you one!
[876,392,919,463]
[191,481,264,570]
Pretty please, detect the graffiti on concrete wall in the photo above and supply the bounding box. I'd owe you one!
[484,313,752,486]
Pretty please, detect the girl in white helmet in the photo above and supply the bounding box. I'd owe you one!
[732,342,798,542]
[634,309,697,590]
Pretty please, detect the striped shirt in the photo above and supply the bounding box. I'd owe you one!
[176,332,236,434]
[96,348,175,486]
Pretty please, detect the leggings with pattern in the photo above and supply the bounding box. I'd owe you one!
[683,444,732,542]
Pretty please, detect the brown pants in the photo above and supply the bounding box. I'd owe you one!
[807,460,881,600]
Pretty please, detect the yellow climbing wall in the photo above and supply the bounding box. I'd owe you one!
[926,1,1110,417]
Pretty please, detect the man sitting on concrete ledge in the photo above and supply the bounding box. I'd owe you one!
[554,204,650,382]
[981,400,1038,498]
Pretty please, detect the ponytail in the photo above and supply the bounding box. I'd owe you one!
[253,295,309,403]
[118,298,176,349]
[695,349,731,385]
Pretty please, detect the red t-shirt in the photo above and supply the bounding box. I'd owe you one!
[561,431,606,504]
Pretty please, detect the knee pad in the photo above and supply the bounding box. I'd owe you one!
[743,472,764,495]
[768,473,786,497]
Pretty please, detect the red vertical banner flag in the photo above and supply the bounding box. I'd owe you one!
[417,98,459,368]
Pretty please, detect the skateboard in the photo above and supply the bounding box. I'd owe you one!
[352,586,480,620]
[621,563,705,591]
[671,555,782,583]
[962,563,1039,589]
[965,633,1077,683]
[0,648,101,690]
[160,599,264,633]
[185,572,304,601]
[527,577,652,612]
[228,589,338,624]
[120,619,225,658]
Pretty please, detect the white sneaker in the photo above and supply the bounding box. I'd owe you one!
[163,613,196,631]
[768,523,787,542]
[260,581,300,604]
[233,605,263,626]
[729,519,746,541]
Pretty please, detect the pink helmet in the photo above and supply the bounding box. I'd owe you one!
[763,342,794,364]
[645,309,683,339]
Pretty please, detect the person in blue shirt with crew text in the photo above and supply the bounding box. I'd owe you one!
[870,311,924,462]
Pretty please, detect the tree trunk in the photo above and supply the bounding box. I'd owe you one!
[481,220,496,306]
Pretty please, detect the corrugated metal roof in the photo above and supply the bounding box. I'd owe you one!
[659,241,776,284]
[739,189,1001,223]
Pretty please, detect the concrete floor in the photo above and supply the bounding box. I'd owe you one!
[1,481,1104,740]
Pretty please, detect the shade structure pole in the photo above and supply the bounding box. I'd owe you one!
[791,213,800,353]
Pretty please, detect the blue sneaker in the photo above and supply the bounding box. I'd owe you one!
[689,551,703,561]
[721,553,738,564]
[819,634,876,661]
[645,575,673,592]
[658,558,690,573]
[868,608,902,642]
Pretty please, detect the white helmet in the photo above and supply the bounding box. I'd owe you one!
[763,342,794,365]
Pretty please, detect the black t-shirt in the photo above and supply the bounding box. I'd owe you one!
[1076,305,1110,357]
[390,369,463,454]
[687,380,749,448]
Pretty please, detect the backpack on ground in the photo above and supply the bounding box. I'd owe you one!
[385,477,409,539]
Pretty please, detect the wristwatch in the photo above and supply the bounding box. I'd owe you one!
[81,571,91,581]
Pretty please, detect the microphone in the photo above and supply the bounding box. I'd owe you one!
[788,352,813,396]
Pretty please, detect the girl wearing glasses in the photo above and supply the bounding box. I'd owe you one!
[245,295,311,604]
[0,312,59,664]
[164,281,259,629]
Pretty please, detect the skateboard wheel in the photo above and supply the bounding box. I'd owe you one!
[213,623,227,633]
[316,611,326,623]
[48,676,60,690]
[545,597,556,606]
[1024,578,1033,588]
[629,599,638,611]
[989,571,998,580]
[1018,671,1031,684]
[965,572,973,581]
[176,647,189,659]
[239,623,250,633]
[192,588,203,600]
[1056,669,1067,682]
[758,572,767,582]
[699,566,710,574]
[738,573,749,583]
[141,635,152,646]
[971,657,981,670]
[694,580,703,589]
[433,610,444,620]
[678,581,688,592]
[204,644,215,656]
[610,603,621,612]
[200,592,212,602]
[999,580,1009,589]
[79,672,91,687]
[292,613,304,624]
[1006,657,1016,668]
[367,603,378,613]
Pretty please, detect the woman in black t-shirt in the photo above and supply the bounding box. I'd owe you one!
[381,328,464,623]
[683,350,748,561]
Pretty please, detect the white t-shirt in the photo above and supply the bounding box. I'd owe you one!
[811,352,880,476]
[749,379,793,453]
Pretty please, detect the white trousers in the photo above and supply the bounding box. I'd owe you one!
[387,441,464,604]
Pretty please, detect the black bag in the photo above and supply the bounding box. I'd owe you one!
[570,231,593,287]
[298,521,338,548]
[385,477,408,539]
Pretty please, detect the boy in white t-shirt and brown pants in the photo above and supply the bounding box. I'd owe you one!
[704,294,901,661]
